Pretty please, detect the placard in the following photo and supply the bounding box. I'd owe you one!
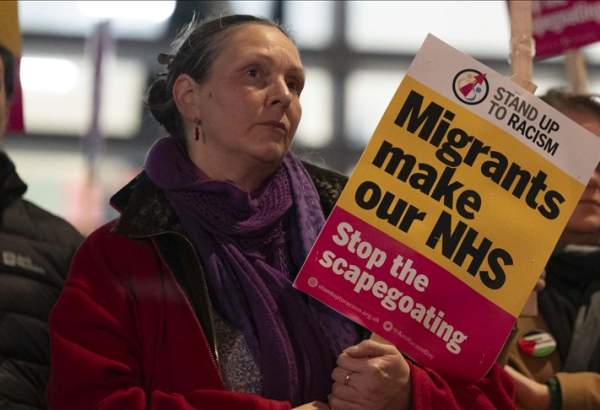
[294,34,600,381]
[533,0,600,59]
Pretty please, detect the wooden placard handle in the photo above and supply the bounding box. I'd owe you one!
[565,49,588,94]
[509,0,537,93]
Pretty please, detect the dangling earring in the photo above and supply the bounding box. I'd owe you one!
[195,121,201,141]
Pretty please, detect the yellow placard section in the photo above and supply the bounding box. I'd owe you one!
[0,1,21,56]
[337,76,585,317]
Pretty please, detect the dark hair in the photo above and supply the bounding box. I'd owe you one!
[0,44,15,101]
[146,14,291,138]
[541,88,600,120]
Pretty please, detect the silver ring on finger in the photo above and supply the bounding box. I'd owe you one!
[343,372,353,386]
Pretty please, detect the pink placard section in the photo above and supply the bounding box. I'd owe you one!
[533,0,600,59]
[294,207,516,381]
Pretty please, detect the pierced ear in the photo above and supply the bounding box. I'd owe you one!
[172,73,201,122]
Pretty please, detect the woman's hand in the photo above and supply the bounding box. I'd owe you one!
[504,366,550,410]
[329,339,411,410]
[292,401,329,410]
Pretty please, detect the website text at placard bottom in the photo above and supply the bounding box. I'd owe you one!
[315,282,435,360]
[318,247,467,355]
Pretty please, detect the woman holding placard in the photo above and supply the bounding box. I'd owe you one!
[47,14,516,410]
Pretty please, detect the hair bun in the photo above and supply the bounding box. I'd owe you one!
[146,76,179,135]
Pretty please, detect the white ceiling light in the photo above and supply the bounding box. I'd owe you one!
[21,54,145,138]
[19,1,175,39]
[21,56,80,95]
[77,1,176,23]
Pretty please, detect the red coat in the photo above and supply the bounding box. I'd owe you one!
[48,171,516,409]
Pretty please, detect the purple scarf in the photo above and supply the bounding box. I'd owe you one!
[145,138,359,405]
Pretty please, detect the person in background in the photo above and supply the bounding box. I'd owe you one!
[47,15,516,410]
[505,89,600,410]
[0,43,83,409]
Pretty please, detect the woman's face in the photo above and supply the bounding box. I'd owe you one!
[563,108,600,234]
[193,24,304,177]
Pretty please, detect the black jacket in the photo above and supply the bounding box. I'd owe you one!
[0,152,83,410]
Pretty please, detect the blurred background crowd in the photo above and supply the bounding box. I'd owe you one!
[7,0,600,235]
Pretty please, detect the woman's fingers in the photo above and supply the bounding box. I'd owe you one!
[343,339,399,358]
[331,340,411,410]
[331,381,362,401]
[331,366,354,385]
[328,393,361,410]
[336,352,369,373]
